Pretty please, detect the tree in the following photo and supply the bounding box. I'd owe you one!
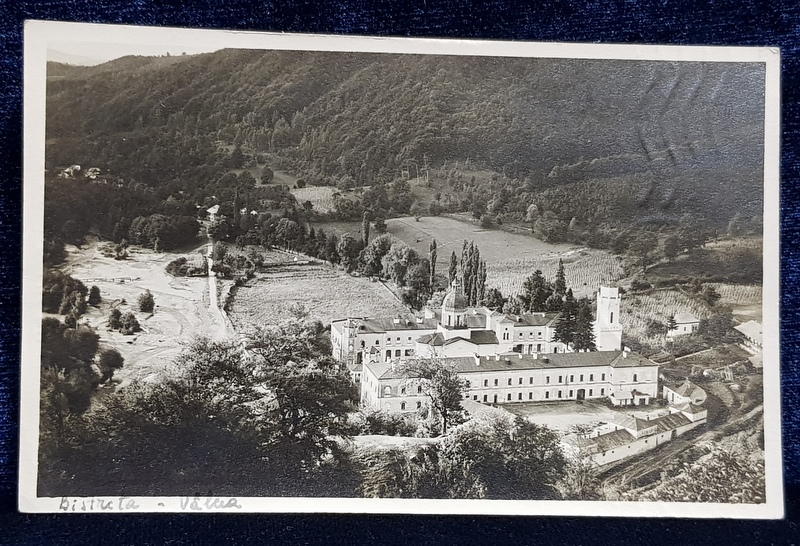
[138,289,155,313]
[519,270,552,312]
[119,311,140,335]
[482,287,506,310]
[554,259,567,297]
[556,453,601,500]
[381,242,420,287]
[629,231,658,271]
[572,301,596,351]
[663,234,681,262]
[667,314,678,333]
[410,202,423,221]
[260,166,274,184]
[429,239,438,288]
[438,413,567,499]
[448,251,458,286]
[361,210,370,246]
[88,285,101,306]
[337,233,363,272]
[359,234,393,277]
[107,308,122,330]
[554,289,577,347]
[700,285,721,307]
[374,217,388,234]
[398,358,467,435]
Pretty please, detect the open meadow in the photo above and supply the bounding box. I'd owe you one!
[226,259,410,332]
[60,239,225,388]
[290,185,338,214]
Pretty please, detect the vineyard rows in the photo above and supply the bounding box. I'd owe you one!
[487,251,624,298]
[621,289,712,344]
[707,283,762,304]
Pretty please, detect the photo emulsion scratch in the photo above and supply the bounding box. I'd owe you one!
[19,21,783,517]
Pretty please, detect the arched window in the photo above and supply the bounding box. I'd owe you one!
[401,402,406,411]
[416,401,422,409]
[383,386,392,396]
[633,373,638,382]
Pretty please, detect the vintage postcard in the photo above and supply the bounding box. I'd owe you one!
[19,20,782,517]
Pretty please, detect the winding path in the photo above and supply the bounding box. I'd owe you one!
[205,231,229,340]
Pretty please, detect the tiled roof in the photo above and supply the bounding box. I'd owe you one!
[510,312,560,327]
[610,414,657,432]
[652,412,692,432]
[593,429,637,452]
[671,380,704,399]
[358,316,439,333]
[734,320,763,343]
[673,402,706,414]
[448,350,655,374]
[674,312,699,324]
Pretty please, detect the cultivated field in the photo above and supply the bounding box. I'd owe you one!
[60,239,225,388]
[620,289,712,344]
[487,249,624,300]
[708,283,763,321]
[227,261,410,332]
[290,185,338,214]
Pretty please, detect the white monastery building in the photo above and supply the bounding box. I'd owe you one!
[333,282,661,413]
[667,312,700,338]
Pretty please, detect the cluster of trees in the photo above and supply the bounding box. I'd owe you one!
[126,214,201,251]
[453,241,487,306]
[39,317,125,484]
[38,319,359,497]
[107,308,141,335]
[357,413,567,499]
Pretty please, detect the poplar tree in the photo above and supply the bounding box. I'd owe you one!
[362,210,370,246]
[448,251,458,286]
[429,239,438,288]
[554,258,567,297]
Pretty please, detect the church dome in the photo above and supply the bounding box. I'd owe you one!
[442,280,467,312]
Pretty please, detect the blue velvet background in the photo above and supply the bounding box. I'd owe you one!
[1,1,799,544]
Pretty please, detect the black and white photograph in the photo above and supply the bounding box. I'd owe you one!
[19,21,782,517]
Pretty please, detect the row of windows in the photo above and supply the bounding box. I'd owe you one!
[399,401,422,411]
[475,373,608,388]
[474,388,606,403]
[360,335,416,348]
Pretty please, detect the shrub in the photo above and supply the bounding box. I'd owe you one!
[119,312,141,335]
[107,308,122,329]
[88,286,101,306]
[138,290,155,313]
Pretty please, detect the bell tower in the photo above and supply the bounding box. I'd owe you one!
[593,286,622,351]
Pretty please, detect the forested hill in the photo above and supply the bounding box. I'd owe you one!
[45,49,765,227]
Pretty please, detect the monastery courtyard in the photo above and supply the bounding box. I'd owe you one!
[505,400,668,433]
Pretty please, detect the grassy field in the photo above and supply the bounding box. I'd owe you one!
[227,260,410,332]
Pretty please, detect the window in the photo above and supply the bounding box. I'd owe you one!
[519,332,523,338]
[507,378,512,386]
[507,393,512,401]
[570,375,574,382]
[558,390,562,398]
[518,393,523,400]
[529,377,534,384]
[633,373,638,382]
[383,386,391,396]
[405,349,412,356]
[395,350,401,357]
[483,395,487,402]
[569,390,573,397]
[408,336,412,342]
[417,386,422,394]
[465,380,471,388]
[400,386,406,395]
[528,392,533,400]
[558,375,563,383]
[493,395,498,403]
[536,343,542,352]
[401,402,406,410]
[484,379,488,387]
[473,395,478,400]
[416,401,422,409]
[518,377,523,385]
[375,340,380,345]
[610,312,614,323]
[494,379,499,386]
[589,374,594,381]
[601,388,605,395]
[546,376,550,384]
[396,336,401,342]
[589,389,593,396]
[601,373,606,381]
[545,392,550,399]
[580,374,584,382]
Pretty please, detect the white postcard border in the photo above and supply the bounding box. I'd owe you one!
[19,20,784,517]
